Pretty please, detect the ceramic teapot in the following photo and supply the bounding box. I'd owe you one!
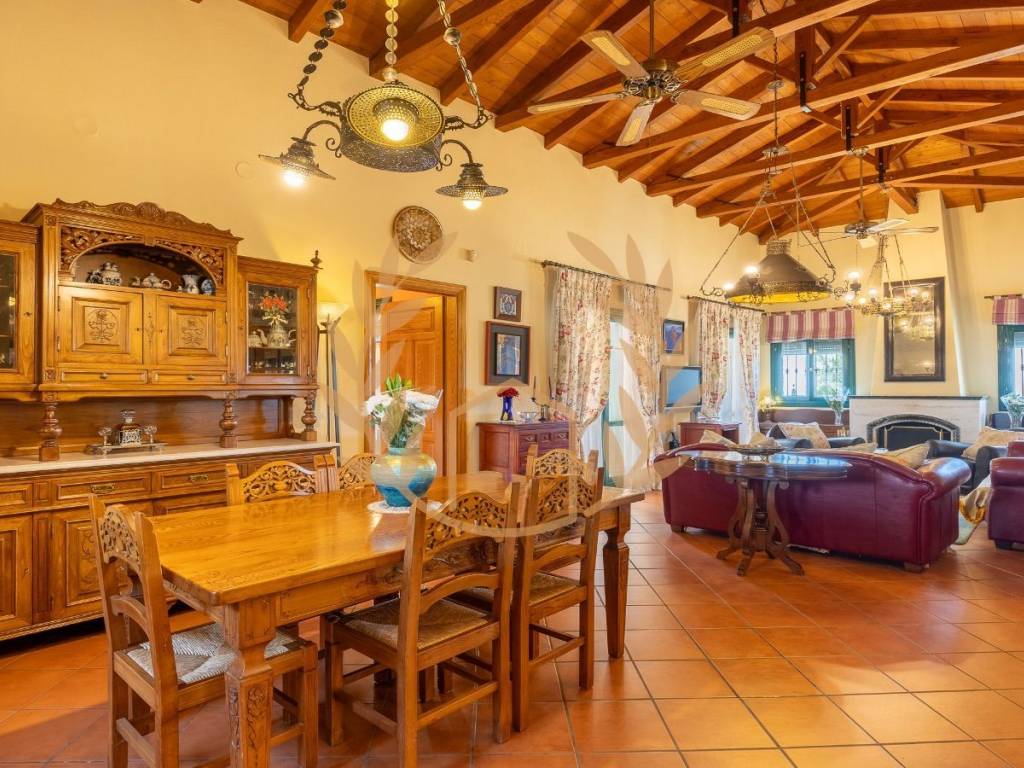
[266,325,297,349]
[131,272,173,289]
[87,262,122,285]
[248,329,266,347]
[181,274,201,294]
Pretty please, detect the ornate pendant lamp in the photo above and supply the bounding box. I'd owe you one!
[842,235,933,318]
[700,45,837,306]
[259,0,508,208]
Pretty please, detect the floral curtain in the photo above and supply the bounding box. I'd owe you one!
[734,307,762,437]
[549,267,613,443]
[698,300,732,420]
[622,283,662,489]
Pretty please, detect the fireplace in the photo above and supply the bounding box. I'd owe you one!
[867,414,959,450]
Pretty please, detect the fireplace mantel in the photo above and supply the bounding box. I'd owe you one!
[849,396,989,443]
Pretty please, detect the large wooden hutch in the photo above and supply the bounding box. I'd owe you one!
[0,199,330,640]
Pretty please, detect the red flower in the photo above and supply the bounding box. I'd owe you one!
[497,388,519,398]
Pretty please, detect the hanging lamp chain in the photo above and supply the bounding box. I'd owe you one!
[436,0,490,130]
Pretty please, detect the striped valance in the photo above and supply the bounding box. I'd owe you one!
[993,295,1024,325]
[766,307,855,343]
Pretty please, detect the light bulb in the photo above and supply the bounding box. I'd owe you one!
[858,297,867,305]
[909,287,919,297]
[462,197,482,211]
[847,271,860,281]
[744,265,759,276]
[282,169,306,188]
[722,282,735,291]
[868,288,878,297]
[380,117,410,142]
[844,292,855,303]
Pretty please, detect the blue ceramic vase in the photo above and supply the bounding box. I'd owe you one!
[371,446,437,508]
[500,396,514,421]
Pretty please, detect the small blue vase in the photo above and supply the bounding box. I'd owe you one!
[370,446,437,508]
[500,396,514,421]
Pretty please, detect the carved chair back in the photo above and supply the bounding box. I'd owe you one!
[90,496,178,697]
[397,486,520,659]
[226,457,329,504]
[332,452,377,491]
[525,445,600,483]
[518,470,604,595]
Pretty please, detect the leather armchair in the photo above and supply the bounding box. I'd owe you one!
[926,439,1009,492]
[660,442,971,570]
[988,441,1024,550]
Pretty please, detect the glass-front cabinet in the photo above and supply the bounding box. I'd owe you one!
[0,223,36,390]
[237,256,316,386]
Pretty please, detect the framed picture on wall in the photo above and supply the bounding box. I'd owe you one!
[493,286,522,322]
[486,321,530,385]
[884,276,946,382]
[663,319,685,354]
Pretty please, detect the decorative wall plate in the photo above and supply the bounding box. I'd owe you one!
[393,206,444,264]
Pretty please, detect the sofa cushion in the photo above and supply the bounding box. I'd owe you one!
[777,422,830,449]
[964,426,1021,460]
[823,441,877,453]
[881,442,930,469]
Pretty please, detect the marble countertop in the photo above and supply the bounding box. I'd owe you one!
[0,439,339,477]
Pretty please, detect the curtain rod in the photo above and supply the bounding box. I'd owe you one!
[537,259,670,293]
[684,295,766,314]
[984,294,1024,299]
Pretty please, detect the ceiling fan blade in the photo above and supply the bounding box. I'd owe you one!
[581,30,649,79]
[865,218,909,233]
[674,27,774,84]
[888,226,940,235]
[527,91,625,115]
[616,101,656,146]
[674,89,761,121]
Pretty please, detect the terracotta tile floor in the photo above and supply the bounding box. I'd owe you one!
[5,492,1024,766]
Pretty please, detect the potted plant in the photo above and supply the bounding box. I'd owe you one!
[497,387,519,422]
[364,374,442,508]
[820,386,849,426]
[1003,392,1024,429]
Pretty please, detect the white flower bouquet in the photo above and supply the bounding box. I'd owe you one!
[364,374,442,450]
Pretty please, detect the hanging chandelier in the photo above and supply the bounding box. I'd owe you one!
[838,235,934,318]
[700,45,837,306]
[259,0,508,210]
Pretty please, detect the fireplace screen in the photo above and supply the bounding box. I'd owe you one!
[868,414,959,450]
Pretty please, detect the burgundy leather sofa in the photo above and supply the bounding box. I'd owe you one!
[660,442,971,571]
[988,441,1024,550]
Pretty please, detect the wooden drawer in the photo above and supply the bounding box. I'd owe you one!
[148,371,229,386]
[0,481,36,515]
[154,463,227,494]
[242,452,318,474]
[58,369,148,385]
[52,470,151,504]
[153,491,226,516]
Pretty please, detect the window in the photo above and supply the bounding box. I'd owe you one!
[998,324,1024,397]
[770,338,855,405]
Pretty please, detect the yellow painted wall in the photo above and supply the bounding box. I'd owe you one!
[0,0,759,465]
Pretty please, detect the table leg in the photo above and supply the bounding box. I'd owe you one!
[224,599,276,768]
[602,502,631,659]
[736,485,757,576]
[717,479,749,564]
[764,480,804,575]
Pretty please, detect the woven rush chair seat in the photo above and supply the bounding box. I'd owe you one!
[459,571,578,608]
[331,597,489,650]
[124,622,299,686]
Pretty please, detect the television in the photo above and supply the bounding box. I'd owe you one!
[662,366,702,410]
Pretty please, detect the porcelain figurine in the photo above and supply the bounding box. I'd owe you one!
[86,261,122,285]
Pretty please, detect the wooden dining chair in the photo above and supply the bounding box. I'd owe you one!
[225,455,331,504]
[322,486,520,767]
[332,452,377,491]
[452,470,604,731]
[90,497,319,768]
[524,444,600,483]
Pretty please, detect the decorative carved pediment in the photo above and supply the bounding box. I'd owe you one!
[53,199,233,237]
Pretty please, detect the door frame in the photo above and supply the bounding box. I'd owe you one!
[364,271,467,473]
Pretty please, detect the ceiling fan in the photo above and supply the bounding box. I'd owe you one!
[818,153,938,248]
[527,0,774,146]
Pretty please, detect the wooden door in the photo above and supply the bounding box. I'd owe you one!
[151,294,228,370]
[47,501,151,621]
[0,515,31,633]
[57,285,145,367]
[379,295,445,469]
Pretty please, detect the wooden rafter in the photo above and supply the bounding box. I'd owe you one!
[287,0,328,43]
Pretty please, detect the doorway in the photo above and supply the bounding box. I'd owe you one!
[364,272,467,473]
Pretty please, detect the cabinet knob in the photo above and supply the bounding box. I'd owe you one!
[187,375,196,381]
[187,473,209,484]
[99,372,109,380]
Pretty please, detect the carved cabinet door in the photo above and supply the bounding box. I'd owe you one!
[0,514,31,633]
[0,229,36,388]
[151,294,228,370]
[57,286,145,367]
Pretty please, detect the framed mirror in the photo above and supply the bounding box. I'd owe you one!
[884,276,945,382]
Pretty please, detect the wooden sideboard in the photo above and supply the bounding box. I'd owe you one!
[3,199,320,460]
[677,420,741,446]
[477,421,571,480]
[0,440,336,641]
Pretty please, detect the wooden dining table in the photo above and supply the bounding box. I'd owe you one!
[148,471,643,768]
